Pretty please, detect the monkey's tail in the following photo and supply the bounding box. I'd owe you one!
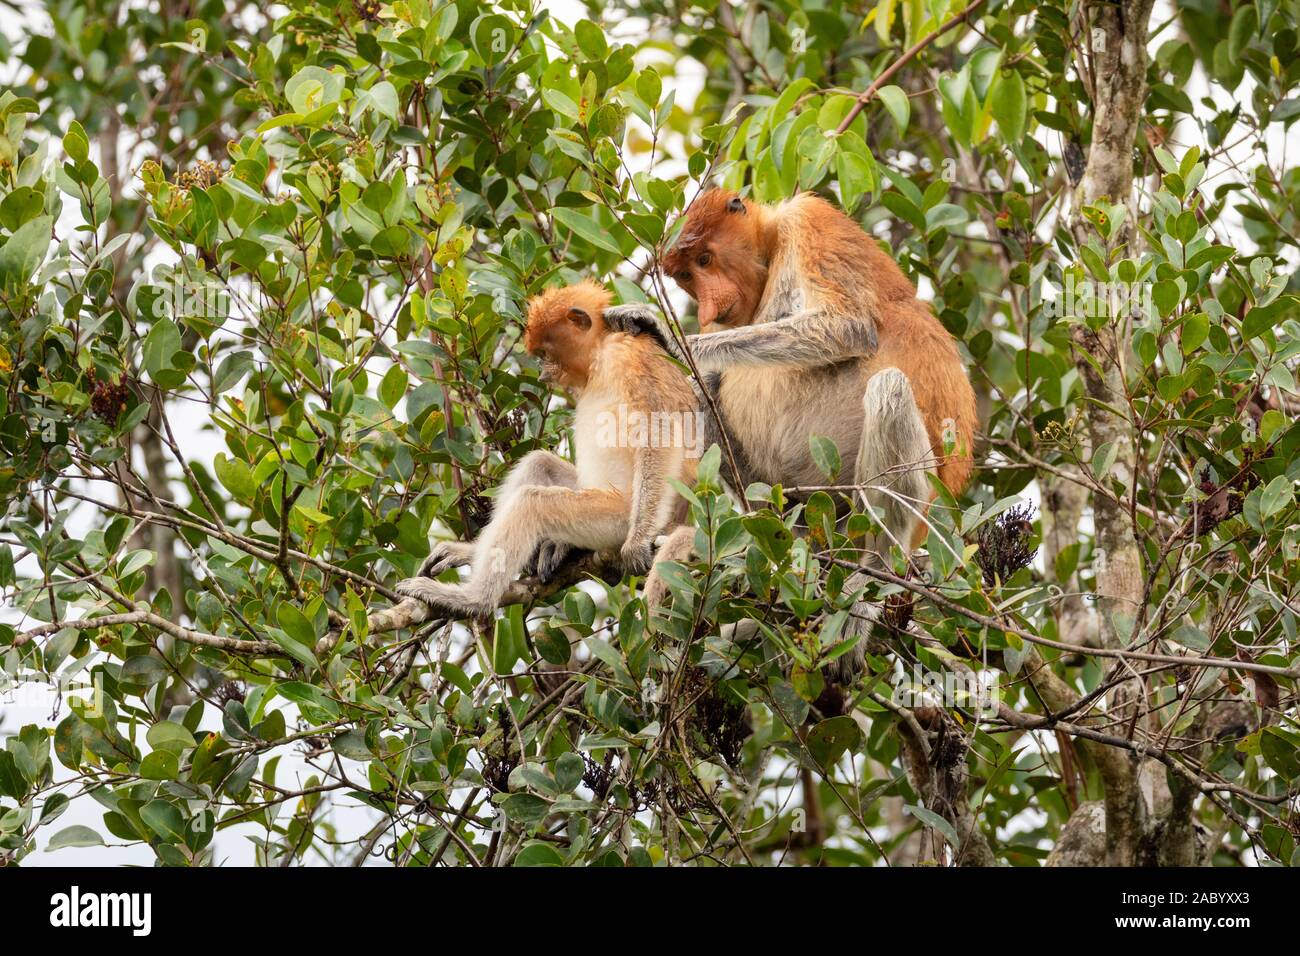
[856,367,934,559]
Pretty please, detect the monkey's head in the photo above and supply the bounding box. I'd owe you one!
[662,190,771,331]
[524,280,612,389]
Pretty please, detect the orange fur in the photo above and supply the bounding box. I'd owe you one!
[665,189,977,499]
[524,280,691,415]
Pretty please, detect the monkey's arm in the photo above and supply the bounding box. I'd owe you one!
[687,310,877,370]
[620,445,667,574]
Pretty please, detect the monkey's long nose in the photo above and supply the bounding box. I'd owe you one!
[696,298,719,328]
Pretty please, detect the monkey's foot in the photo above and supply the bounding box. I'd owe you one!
[531,541,590,584]
[418,541,473,579]
[620,540,655,576]
[644,569,670,611]
[530,541,568,582]
[826,599,878,686]
[395,577,494,620]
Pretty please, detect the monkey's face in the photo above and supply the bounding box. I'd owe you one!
[527,306,601,389]
[525,282,613,390]
[664,193,767,331]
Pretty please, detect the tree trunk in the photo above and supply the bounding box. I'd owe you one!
[1067,0,1157,865]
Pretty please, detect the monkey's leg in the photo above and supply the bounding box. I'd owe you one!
[416,451,580,581]
[854,367,934,563]
[834,368,934,683]
[396,487,629,618]
[495,451,590,581]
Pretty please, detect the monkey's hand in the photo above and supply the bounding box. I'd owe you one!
[644,567,671,611]
[603,304,690,365]
[643,527,696,611]
[619,538,656,576]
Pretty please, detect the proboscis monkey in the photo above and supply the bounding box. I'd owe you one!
[645,190,978,673]
[396,281,699,618]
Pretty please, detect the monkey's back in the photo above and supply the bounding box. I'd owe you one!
[572,334,699,498]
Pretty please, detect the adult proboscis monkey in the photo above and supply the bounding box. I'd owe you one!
[644,190,978,675]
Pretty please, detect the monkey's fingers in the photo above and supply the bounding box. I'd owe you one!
[603,304,687,363]
[644,570,670,610]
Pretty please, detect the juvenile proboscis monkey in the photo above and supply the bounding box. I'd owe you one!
[645,190,978,668]
[395,281,699,618]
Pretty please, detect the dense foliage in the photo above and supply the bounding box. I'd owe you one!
[1,0,1298,866]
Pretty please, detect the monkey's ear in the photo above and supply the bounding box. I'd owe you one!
[726,196,745,214]
[566,307,592,330]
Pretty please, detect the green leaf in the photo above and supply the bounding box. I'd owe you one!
[555,752,585,792]
[515,841,565,866]
[499,792,550,825]
[367,80,399,122]
[277,603,318,647]
[146,721,196,754]
[988,69,1027,142]
[905,804,962,849]
[276,681,340,720]
[1228,5,1258,60]
[836,148,875,210]
[0,214,52,288]
[285,66,343,114]
[1258,475,1294,519]
[62,121,89,162]
[551,207,625,257]
[809,434,842,481]
[1170,624,1210,651]
[806,715,860,769]
[47,825,104,850]
[1180,312,1208,353]
[1260,728,1300,779]
[472,13,517,66]
[380,364,408,409]
[142,317,181,378]
[140,799,186,843]
[876,85,910,134]
[139,749,180,780]
[213,453,256,501]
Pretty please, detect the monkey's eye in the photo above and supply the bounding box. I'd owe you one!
[675,270,691,283]
[696,252,712,268]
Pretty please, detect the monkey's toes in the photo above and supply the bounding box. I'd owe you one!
[533,541,572,583]
[395,576,444,607]
[826,639,866,687]
[418,545,458,578]
[620,543,655,576]
[643,572,670,611]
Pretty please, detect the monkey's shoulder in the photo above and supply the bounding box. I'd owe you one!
[599,331,678,370]
[587,335,693,410]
